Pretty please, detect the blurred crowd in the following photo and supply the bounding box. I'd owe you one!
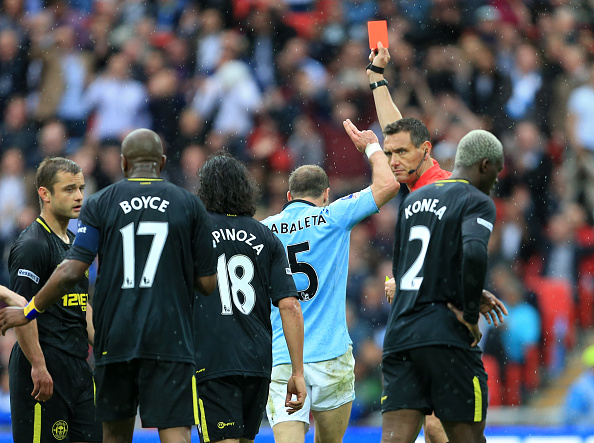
[0,0,593,424]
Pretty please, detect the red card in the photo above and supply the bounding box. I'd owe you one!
[368,20,389,52]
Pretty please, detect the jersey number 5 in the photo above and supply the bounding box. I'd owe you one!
[120,222,168,289]
[400,225,430,291]
[287,241,319,301]
[217,253,256,315]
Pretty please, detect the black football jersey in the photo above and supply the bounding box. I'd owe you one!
[194,213,297,381]
[68,178,217,365]
[384,179,496,354]
[9,217,90,359]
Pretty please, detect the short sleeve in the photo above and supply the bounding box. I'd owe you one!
[69,196,101,264]
[9,237,50,300]
[268,234,298,307]
[461,195,496,246]
[326,187,379,231]
[192,196,217,277]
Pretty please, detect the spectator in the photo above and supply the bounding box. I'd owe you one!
[563,344,594,425]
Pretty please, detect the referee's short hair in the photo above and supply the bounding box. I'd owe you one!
[289,165,329,199]
[454,129,503,168]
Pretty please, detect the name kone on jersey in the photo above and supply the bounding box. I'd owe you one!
[405,198,447,220]
[269,214,327,235]
[212,228,264,255]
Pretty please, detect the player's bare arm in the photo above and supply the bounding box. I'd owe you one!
[343,119,400,208]
[86,304,95,346]
[195,273,217,296]
[367,41,402,129]
[0,285,27,307]
[14,322,53,402]
[0,259,89,335]
[278,296,306,414]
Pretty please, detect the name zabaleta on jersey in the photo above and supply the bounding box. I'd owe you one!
[268,214,327,235]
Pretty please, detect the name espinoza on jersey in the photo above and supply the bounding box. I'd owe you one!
[211,227,264,255]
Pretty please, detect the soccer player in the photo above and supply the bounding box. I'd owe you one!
[381,129,504,443]
[262,120,400,443]
[0,129,217,443]
[7,157,102,443]
[367,43,507,443]
[194,152,306,443]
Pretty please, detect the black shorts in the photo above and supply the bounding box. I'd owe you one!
[9,344,102,442]
[381,345,488,422]
[95,359,197,428]
[197,375,269,441]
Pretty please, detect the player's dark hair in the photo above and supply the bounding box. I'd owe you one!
[288,165,329,199]
[36,157,82,206]
[198,151,259,217]
[383,117,431,148]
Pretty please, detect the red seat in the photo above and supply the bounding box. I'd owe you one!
[482,354,502,407]
[524,277,576,369]
[523,344,540,391]
[504,363,522,406]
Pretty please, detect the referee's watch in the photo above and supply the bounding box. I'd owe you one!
[369,79,388,91]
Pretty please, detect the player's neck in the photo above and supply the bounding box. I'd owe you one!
[40,209,70,243]
[406,159,433,190]
[127,163,161,179]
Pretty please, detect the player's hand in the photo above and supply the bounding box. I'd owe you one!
[367,41,390,73]
[31,364,53,402]
[343,119,379,153]
[447,303,482,347]
[285,373,306,415]
[0,307,30,335]
[385,278,396,304]
[0,285,27,307]
[479,289,508,326]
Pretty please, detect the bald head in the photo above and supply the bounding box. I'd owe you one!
[121,129,164,163]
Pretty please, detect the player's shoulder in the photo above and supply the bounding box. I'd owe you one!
[10,220,50,258]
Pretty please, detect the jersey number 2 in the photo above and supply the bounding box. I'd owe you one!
[120,222,168,289]
[400,225,430,291]
[217,253,256,315]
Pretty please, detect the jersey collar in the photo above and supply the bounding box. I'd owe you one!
[282,199,317,210]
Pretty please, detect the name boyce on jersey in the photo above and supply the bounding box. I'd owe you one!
[268,214,327,235]
[119,196,170,214]
[404,198,447,220]
[212,228,264,255]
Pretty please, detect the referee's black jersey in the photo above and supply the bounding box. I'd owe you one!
[68,178,217,366]
[384,179,496,355]
[9,217,89,359]
[194,213,297,382]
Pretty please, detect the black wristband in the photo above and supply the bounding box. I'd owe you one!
[366,63,385,74]
[369,79,388,91]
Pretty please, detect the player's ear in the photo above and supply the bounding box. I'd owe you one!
[287,191,292,202]
[38,186,50,204]
[160,155,166,171]
[323,188,330,205]
[479,158,490,174]
[422,141,432,159]
[120,155,127,175]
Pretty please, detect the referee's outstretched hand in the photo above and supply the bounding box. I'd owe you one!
[285,373,306,415]
[447,303,482,347]
[0,306,30,335]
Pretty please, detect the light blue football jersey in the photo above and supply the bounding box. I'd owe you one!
[262,187,379,365]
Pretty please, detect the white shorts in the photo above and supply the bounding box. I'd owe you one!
[266,346,355,429]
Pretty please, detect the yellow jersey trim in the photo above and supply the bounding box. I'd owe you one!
[192,375,199,425]
[34,402,42,443]
[435,179,470,184]
[36,218,51,233]
[473,376,482,422]
[126,178,163,182]
[199,398,210,442]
